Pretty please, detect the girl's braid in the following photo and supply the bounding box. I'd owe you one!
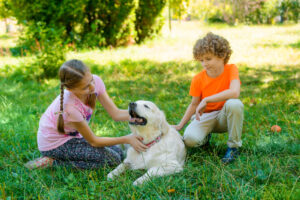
[57,83,65,133]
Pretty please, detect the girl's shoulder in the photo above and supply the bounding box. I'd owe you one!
[92,74,106,95]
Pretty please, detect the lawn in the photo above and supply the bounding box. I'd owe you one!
[0,21,299,199]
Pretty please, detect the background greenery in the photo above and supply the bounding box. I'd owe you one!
[0,20,299,199]
[0,0,299,79]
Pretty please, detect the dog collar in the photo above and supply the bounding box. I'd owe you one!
[144,134,162,147]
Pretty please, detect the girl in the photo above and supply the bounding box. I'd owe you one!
[26,59,147,169]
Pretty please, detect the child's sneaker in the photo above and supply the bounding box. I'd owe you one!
[221,147,239,164]
[24,157,54,169]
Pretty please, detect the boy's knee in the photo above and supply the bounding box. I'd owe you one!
[225,99,244,113]
[183,131,209,148]
[183,135,199,147]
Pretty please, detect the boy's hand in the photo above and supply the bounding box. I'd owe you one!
[125,134,148,152]
[196,99,207,120]
[171,124,182,131]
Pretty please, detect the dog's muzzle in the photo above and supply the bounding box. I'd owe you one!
[129,102,147,125]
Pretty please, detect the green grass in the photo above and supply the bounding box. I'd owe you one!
[0,21,300,199]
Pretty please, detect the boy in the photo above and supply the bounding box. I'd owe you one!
[173,32,244,164]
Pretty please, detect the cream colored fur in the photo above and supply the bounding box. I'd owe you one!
[107,100,186,186]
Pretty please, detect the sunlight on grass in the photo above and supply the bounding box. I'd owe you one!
[66,22,300,69]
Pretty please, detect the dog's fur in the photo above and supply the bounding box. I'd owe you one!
[107,100,186,185]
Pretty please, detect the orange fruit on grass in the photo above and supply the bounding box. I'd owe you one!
[167,189,175,193]
[271,125,281,132]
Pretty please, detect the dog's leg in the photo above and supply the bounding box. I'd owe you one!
[133,166,181,186]
[107,162,130,180]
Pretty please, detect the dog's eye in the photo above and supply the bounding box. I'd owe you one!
[144,104,150,109]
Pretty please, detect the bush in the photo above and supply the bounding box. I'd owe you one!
[19,22,66,78]
[5,0,167,78]
[8,0,166,48]
[81,0,137,47]
[277,0,300,23]
[188,0,299,25]
[135,0,166,43]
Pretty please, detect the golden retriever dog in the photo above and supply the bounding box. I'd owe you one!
[107,100,186,186]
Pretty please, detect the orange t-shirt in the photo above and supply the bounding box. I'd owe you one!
[189,64,240,113]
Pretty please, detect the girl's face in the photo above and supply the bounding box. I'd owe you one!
[68,71,95,98]
[198,53,225,77]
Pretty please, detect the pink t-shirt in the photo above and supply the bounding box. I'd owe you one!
[37,75,106,151]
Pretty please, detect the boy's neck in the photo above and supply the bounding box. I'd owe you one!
[206,64,225,78]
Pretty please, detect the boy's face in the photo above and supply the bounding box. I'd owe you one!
[198,53,225,75]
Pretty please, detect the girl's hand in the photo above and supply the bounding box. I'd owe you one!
[125,134,148,152]
[196,99,207,120]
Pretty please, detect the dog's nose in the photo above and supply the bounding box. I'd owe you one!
[129,102,137,109]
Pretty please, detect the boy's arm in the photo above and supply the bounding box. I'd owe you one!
[195,79,240,120]
[204,79,240,103]
[173,96,200,131]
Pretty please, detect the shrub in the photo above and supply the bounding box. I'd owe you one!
[277,0,300,23]
[19,22,66,78]
[81,0,137,47]
[188,0,299,25]
[135,0,166,43]
[8,0,166,48]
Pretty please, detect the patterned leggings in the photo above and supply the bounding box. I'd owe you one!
[41,138,124,169]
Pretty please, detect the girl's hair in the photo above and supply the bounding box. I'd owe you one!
[193,32,232,64]
[57,59,96,134]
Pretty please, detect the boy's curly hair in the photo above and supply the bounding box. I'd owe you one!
[193,32,232,64]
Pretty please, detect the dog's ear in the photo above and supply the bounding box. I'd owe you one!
[159,111,170,135]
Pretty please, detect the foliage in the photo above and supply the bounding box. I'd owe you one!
[135,0,166,43]
[277,0,300,23]
[15,22,66,78]
[81,0,137,47]
[7,0,166,48]
[188,0,300,24]
[5,0,167,77]
[169,0,189,20]
[0,0,11,19]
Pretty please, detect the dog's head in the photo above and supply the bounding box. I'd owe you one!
[128,100,169,135]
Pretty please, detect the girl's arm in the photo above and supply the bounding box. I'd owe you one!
[173,96,200,131]
[97,91,130,121]
[69,120,148,152]
[195,79,240,120]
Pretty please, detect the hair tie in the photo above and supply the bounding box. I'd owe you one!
[55,111,64,115]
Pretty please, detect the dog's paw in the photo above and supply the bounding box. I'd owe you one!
[133,178,144,186]
[132,180,139,186]
[107,173,115,181]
